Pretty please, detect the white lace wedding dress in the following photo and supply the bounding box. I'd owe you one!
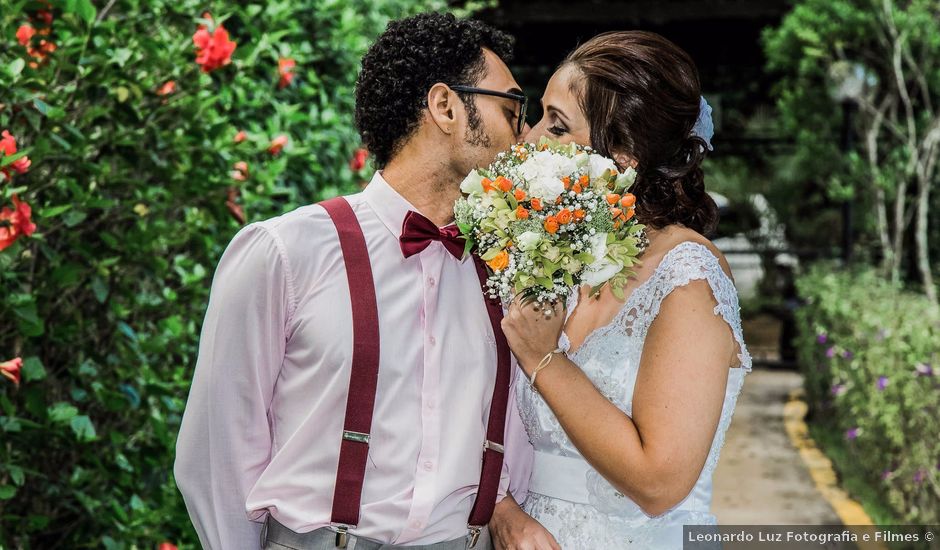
[517,241,752,549]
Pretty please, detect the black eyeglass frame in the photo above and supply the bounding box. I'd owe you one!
[449,85,528,135]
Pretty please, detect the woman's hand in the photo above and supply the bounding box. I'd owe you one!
[500,295,566,376]
[490,495,561,550]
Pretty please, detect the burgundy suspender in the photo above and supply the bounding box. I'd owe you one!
[467,257,512,540]
[320,197,381,533]
[320,196,510,547]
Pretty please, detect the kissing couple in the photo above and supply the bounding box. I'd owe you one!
[175,11,751,550]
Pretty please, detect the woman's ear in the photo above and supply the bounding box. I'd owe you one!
[426,83,457,135]
[612,150,638,170]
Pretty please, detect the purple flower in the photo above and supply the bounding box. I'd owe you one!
[842,350,854,360]
[881,469,893,481]
[845,427,860,440]
[817,333,828,344]
[877,376,889,391]
[915,363,934,377]
[826,347,836,359]
[913,469,927,484]
[831,383,847,396]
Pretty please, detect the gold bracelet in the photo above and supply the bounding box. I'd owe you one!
[529,347,564,391]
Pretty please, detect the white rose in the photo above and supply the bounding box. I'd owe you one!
[516,231,542,251]
[588,154,617,180]
[588,232,609,261]
[582,257,624,287]
[460,169,485,195]
[528,175,565,201]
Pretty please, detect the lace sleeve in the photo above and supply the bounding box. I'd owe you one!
[640,242,752,372]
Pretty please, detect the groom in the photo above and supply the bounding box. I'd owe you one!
[175,12,546,550]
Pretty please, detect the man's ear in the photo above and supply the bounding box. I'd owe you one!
[427,83,458,135]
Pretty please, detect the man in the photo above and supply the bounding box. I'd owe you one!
[175,12,551,550]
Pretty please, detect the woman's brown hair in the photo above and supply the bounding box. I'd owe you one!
[564,31,718,235]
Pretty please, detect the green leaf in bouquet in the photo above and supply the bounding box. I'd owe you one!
[480,247,502,261]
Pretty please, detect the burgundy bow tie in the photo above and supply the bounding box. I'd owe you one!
[399,210,465,259]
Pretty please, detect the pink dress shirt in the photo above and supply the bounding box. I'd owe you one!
[174,172,534,549]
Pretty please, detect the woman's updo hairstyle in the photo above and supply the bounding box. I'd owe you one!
[563,31,718,235]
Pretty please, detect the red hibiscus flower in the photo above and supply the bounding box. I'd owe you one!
[0,357,22,387]
[349,148,368,172]
[233,130,247,143]
[157,80,176,96]
[0,195,37,252]
[268,134,288,155]
[193,15,237,73]
[35,10,54,26]
[0,131,31,181]
[16,24,36,47]
[277,57,296,89]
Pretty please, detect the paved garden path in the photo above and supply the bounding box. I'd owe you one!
[712,368,843,524]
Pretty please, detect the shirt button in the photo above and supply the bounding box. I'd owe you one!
[428,276,436,287]
[427,399,436,409]
[410,519,421,529]
[428,335,436,346]
[423,461,434,471]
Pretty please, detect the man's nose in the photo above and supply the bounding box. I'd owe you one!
[518,122,532,142]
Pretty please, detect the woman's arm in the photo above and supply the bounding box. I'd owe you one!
[500,280,734,516]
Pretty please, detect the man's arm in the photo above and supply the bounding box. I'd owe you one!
[174,223,294,550]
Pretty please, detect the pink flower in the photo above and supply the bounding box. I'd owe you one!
[268,134,288,155]
[277,57,296,89]
[845,427,860,440]
[193,14,236,73]
[349,148,368,172]
[1,357,22,387]
[16,24,36,47]
[157,543,179,550]
[233,130,247,144]
[230,161,249,181]
[156,80,177,96]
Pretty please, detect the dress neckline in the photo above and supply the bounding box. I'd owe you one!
[563,241,730,357]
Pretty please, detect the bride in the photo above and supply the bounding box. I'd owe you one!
[490,31,751,549]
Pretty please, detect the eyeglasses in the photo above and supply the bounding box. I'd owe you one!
[450,85,528,136]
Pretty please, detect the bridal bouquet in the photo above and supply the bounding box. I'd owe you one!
[455,137,647,305]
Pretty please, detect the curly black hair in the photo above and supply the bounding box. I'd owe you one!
[355,13,514,168]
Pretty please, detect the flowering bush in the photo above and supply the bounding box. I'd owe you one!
[795,266,939,523]
[0,0,458,546]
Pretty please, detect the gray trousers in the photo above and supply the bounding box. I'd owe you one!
[261,515,494,550]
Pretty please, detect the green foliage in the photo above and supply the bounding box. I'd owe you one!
[794,265,939,524]
[0,0,457,546]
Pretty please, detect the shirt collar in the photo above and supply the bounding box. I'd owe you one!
[361,171,419,240]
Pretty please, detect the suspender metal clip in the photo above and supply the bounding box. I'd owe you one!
[483,440,504,454]
[334,525,350,548]
[467,525,483,549]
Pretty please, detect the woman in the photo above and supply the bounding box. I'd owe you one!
[492,31,751,548]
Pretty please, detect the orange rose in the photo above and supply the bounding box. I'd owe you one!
[561,176,571,189]
[515,205,529,219]
[573,209,586,220]
[620,193,636,208]
[544,217,559,234]
[610,207,623,219]
[514,189,526,201]
[482,178,495,193]
[556,208,573,224]
[530,198,543,211]
[487,250,510,271]
[496,176,513,192]
[579,175,589,186]
[624,208,635,221]
[606,193,621,205]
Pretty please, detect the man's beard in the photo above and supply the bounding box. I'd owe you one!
[463,98,492,148]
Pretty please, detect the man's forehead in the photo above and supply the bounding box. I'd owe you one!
[479,48,519,91]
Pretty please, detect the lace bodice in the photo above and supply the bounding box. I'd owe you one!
[517,241,752,548]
